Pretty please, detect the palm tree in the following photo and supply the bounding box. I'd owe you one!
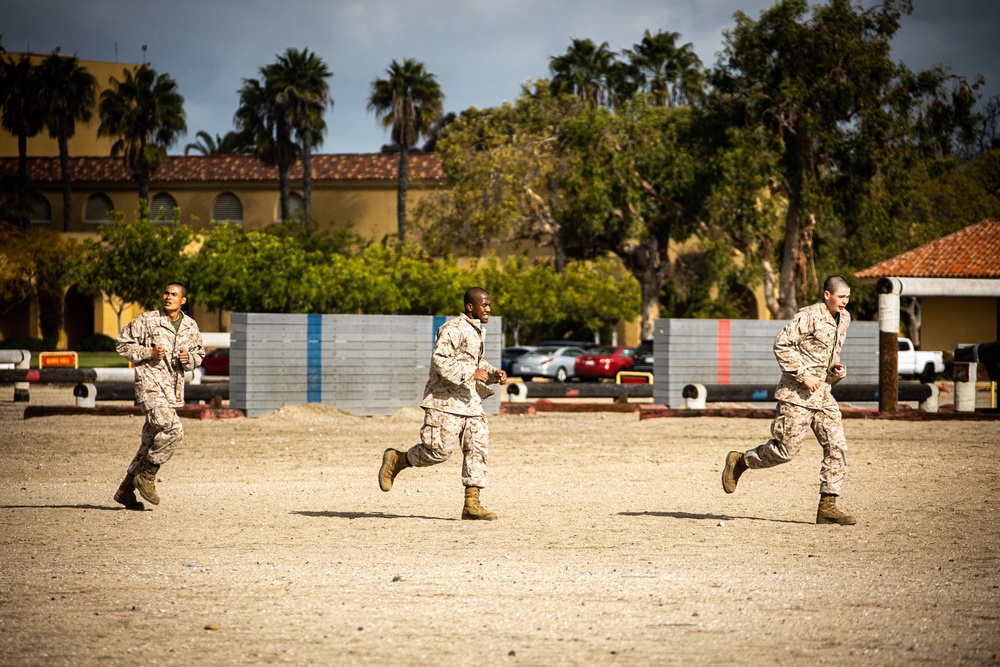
[184,130,253,155]
[549,38,617,106]
[38,53,98,231]
[622,30,704,107]
[263,48,332,216]
[367,58,444,242]
[236,75,297,222]
[97,64,186,202]
[0,53,45,184]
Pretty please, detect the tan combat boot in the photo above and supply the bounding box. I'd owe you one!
[113,475,145,510]
[816,493,856,525]
[722,451,748,494]
[133,462,161,505]
[462,486,497,521]
[378,448,411,492]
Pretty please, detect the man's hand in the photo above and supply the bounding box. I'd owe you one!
[178,348,189,365]
[830,363,846,379]
[803,376,822,392]
[150,344,166,361]
[496,370,507,385]
[473,368,489,383]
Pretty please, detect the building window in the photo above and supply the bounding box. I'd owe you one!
[84,193,115,224]
[212,192,243,224]
[150,192,178,223]
[29,196,52,225]
[277,193,305,222]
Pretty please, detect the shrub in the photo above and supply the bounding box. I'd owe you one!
[75,333,117,352]
[0,337,54,352]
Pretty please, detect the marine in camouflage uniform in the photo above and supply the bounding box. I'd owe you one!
[722,276,857,525]
[113,283,205,510]
[378,287,507,520]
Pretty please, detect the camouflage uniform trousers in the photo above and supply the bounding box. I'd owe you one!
[126,393,185,474]
[743,400,848,496]
[406,408,490,488]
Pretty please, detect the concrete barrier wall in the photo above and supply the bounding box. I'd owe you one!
[652,318,879,408]
[230,313,502,417]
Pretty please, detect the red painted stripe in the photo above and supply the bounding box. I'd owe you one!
[717,320,731,385]
[26,369,40,382]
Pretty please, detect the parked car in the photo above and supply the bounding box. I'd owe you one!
[200,348,230,376]
[631,339,654,375]
[501,346,535,375]
[537,339,597,350]
[897,337,944,382]
[511,346,587,382]
[574,346,636,381]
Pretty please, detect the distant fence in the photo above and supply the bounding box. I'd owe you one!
[651,318,879,408]
[230,313,502,418]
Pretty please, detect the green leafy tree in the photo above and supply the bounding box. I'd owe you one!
[421,80,581,270]
[559,97,705,339]
[79,202,193,330]
[368,58,444,242]
[710,0,980,316]
[0,227,84,343]
[562,256,642,343]
[38,53,98,231]
[98,64,187,202]
[473,256,563,346]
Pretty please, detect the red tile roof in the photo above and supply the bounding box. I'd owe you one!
[854,219,1000,279]
[0,153,445,184]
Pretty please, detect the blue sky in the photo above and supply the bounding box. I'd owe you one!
[3,0,997,154]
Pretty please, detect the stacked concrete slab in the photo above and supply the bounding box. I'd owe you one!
[230,313,502,417]
[652,318,879,408]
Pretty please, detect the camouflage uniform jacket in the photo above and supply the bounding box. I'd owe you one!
[420,313,501,417]
[116,309,206,408]
[773,301,850,411]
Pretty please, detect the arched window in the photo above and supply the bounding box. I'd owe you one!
[277,193,305,222]
[29,195,52,225]
[84,193,114,224]
[150,192,178,222]
[212,192,243,224]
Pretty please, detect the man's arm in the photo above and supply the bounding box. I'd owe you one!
[115,314,154,365]
[431,328,478,386]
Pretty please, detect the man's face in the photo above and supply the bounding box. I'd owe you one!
[163,285,186,316]
[823,286,850,315]
[467,294,491,323]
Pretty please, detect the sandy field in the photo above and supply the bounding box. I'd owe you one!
[1,386,998,666]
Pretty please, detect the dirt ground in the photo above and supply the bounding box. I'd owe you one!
[1,386,998,666]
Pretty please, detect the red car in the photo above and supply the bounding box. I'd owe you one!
[200,348,230,376]
[573,346,635,381]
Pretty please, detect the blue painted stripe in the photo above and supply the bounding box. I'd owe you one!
[307,314,322,403]
[432,315,447,348]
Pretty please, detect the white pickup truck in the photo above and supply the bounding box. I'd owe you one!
[897,337,944,382]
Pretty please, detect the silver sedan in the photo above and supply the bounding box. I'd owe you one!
[510,346,588,382]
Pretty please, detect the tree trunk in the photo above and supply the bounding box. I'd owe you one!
[761,258,781,319]
[279,163,290,222]
[302,133,313,218]
[58,134,73,232]
[397,146,410,242]
[547,175,566,273]
[138,173,150,204]
[778,202,801,318]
